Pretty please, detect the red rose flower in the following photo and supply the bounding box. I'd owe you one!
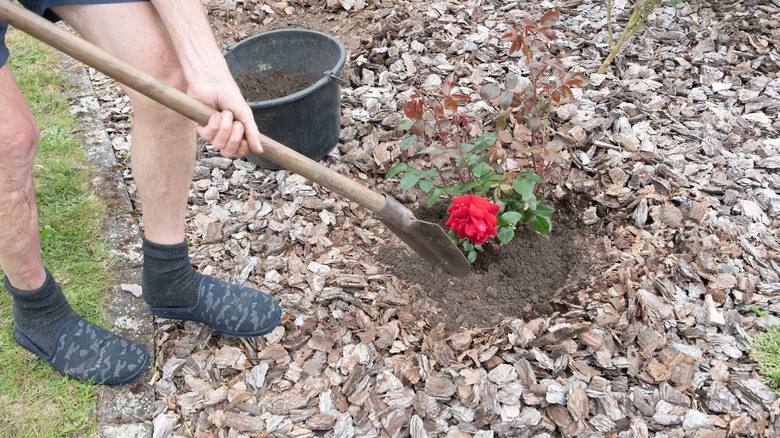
[444,195,501,245]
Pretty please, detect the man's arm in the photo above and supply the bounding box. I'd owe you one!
[150,0,262,157]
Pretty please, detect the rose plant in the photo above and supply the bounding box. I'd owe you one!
[386,10,587,263]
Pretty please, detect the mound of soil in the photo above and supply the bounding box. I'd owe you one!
[376,199,600,331]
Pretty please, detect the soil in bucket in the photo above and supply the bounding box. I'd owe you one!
[236,70,317,102]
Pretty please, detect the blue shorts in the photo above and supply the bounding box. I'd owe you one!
[1,0,145,67]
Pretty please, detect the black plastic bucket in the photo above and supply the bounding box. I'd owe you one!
[224,29,347,169]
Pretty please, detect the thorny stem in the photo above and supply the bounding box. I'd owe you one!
[527,50,549,183]
[424,98,469,186]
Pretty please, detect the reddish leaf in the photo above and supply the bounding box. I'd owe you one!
[551,89,561,103]
[498,129,514,143]
[433,102,444,120]
[514,124,532,143]
[403,100,423,119]
[510,91,524,108]
[451,93,470,103]
[411,118,426,136]
[539,27,558,41]
[540,9,560,27]
[457,114,471,130]
[519,19,536,29]
[564,72,590,87]
[443,96,457,112]
[559,85,574,100]
[545,57,565,75]
[509,36,524,55]
[441,77,453,97]
[423,145,452,169]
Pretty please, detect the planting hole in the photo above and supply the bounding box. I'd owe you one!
[376,198,601,332]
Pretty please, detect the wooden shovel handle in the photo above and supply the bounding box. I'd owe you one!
[0,1,387,213]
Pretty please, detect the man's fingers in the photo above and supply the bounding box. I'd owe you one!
[198,112,222,140]
[234,108,263,155]
[196,109,261,158]
[226,121,246,157]
[210,110,234,151]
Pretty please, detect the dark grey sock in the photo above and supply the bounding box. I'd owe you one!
[5,271,78,356]
[142,237,200,308]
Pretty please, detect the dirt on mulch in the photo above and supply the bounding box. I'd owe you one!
[235,70,317,102]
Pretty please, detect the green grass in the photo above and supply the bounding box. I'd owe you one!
[751,325,780,394]
[0,29,113,436]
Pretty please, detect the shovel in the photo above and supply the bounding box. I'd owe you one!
[0,1,471,277]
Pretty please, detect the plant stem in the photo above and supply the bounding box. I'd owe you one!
[606,0,614,50]
[597,0,656,74]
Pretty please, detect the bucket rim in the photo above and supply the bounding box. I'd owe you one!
[225,28,347,108]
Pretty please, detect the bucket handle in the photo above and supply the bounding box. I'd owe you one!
[327,72,348,86]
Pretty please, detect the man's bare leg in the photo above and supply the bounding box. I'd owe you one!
[0,63,148,386]
[54,3,195,245]
[0,65,46,291]
[55,3,282,337]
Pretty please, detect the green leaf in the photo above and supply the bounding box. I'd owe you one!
[419,178,435,193]
[497,226,515,244]
[400,171,421,190]
[386,162,407,179]
[523,193,538,211]
[427,188,444,208]
[423,168,440,179]
[474,132,498,150]
[480,83,501,100]
[505,72,518,90]
[472,162,491,178]
[520,171,545,183]
[467,250,477,263]
[463,240,474,251]
[394,119,413,131]
[459,181,480,193]
[500,211,522,224]
[513,177,535,196]
[443,186,462,196]
[535,204,555,217]
[531,215,552,234]
[399,134,416,151]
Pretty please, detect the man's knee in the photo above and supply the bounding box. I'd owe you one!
[126,53,187,117]
[0,67,40,170]
[0,114,39,171]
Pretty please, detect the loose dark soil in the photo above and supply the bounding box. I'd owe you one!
[377,199,599,332]
[235,70,317,102]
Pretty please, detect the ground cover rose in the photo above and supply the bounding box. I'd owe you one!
[444,195,501,245]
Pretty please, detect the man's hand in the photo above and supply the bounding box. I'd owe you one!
[148,0,264,159]
[191,83,263,158]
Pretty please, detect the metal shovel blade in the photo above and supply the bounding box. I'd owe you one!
[379,196,471,277]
